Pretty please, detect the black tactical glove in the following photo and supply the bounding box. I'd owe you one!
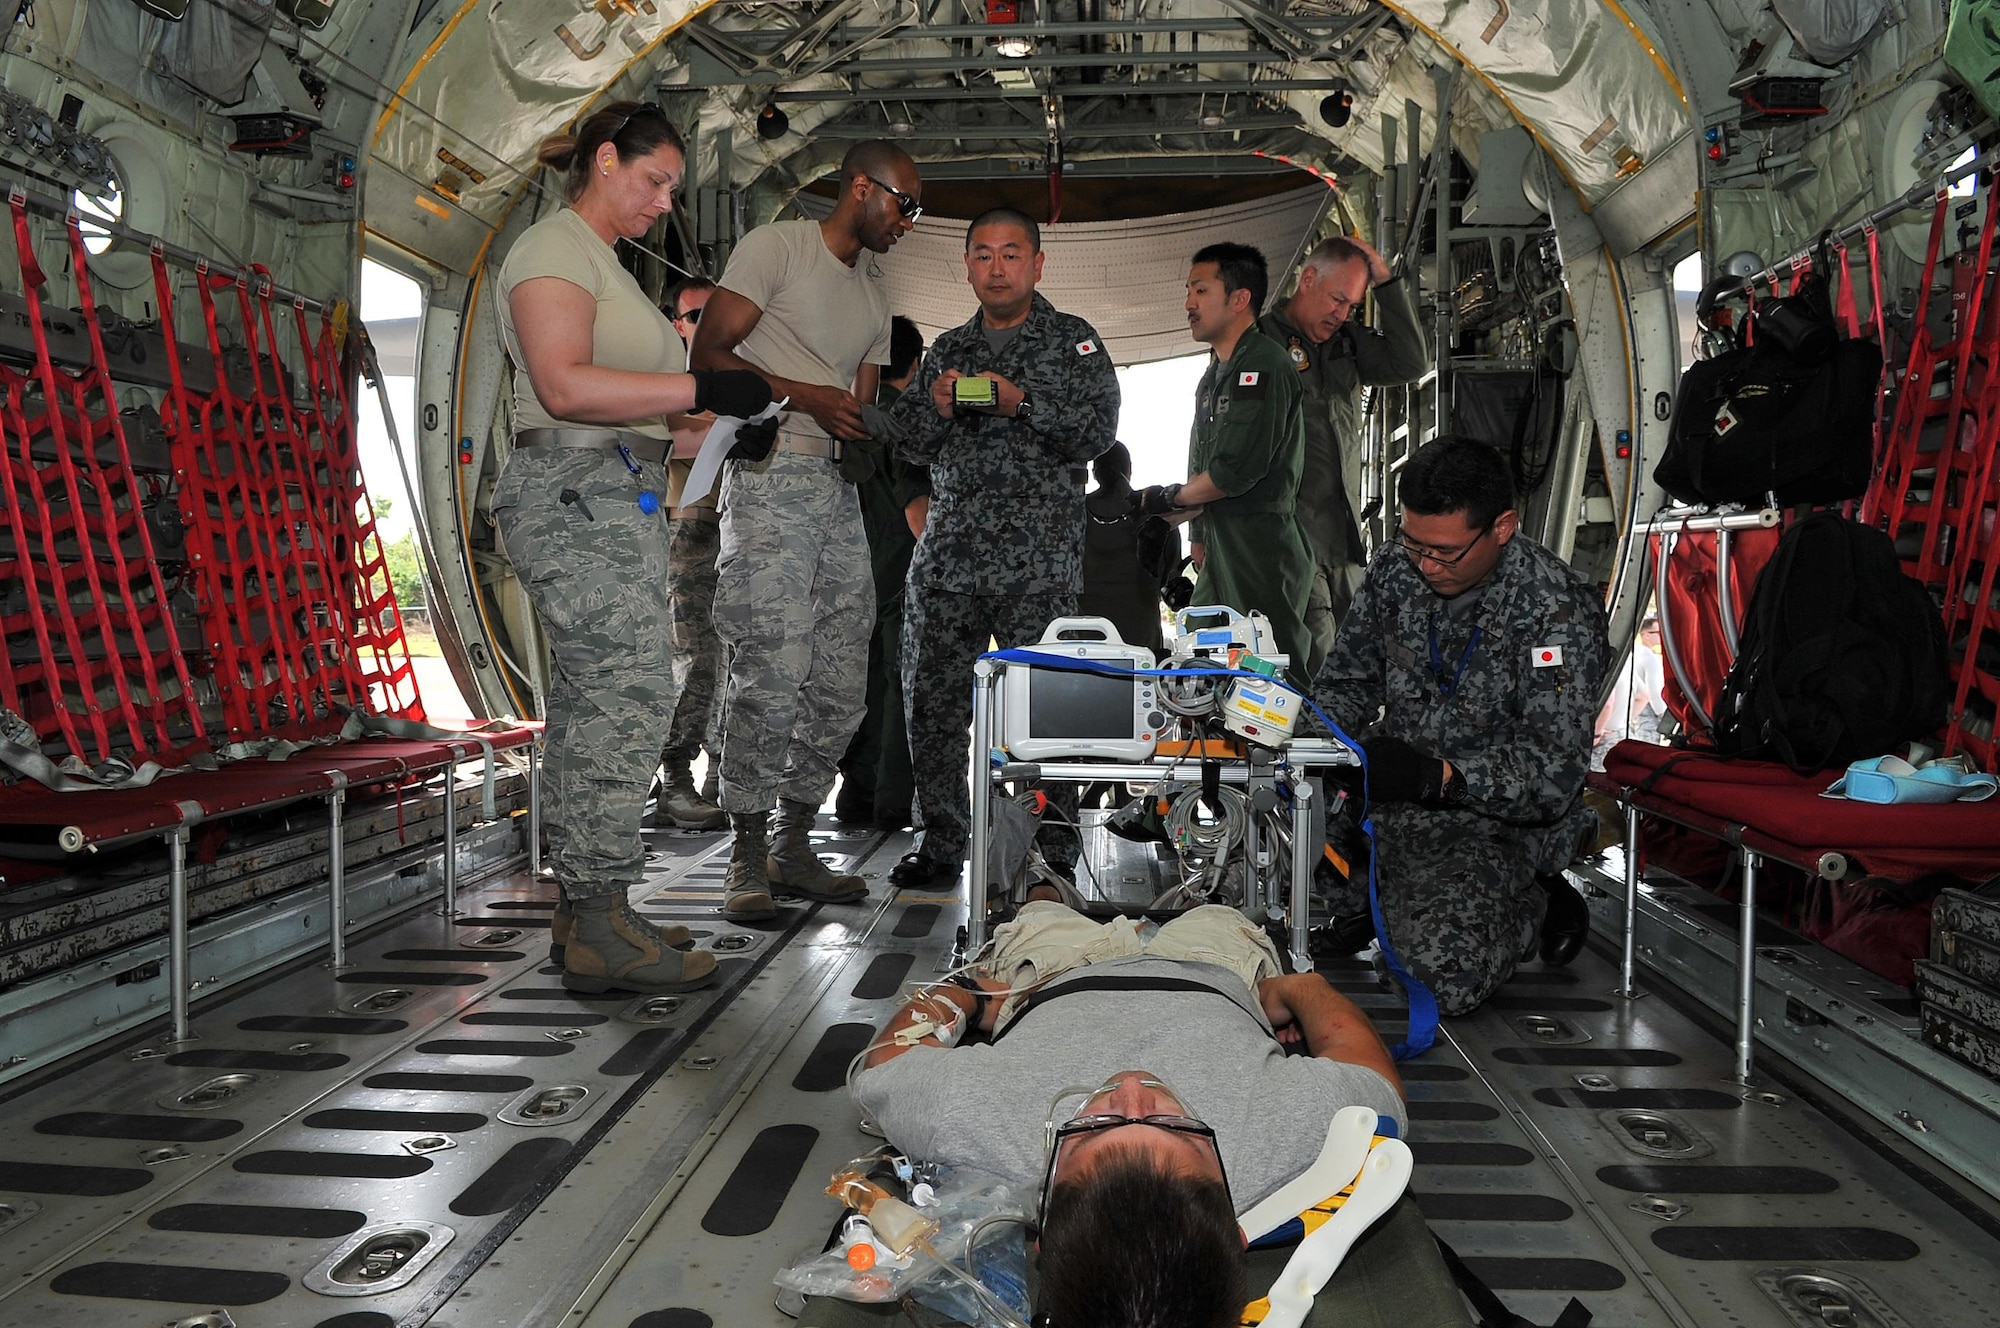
[1360,735,1445,804]
[726,416,779,463]
[692,368,774,419]
[1162,574,1195,612]
[1134,482,1184,516]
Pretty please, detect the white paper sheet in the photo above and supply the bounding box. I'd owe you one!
[678,398,787,508]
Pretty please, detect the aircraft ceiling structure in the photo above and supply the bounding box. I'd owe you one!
[795,182,1333,362]
[366,0,1699,285]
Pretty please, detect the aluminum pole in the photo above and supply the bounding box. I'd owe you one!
[1733,850,1761,1085]
[328,777,349,968]
[442,759,459,917]
[1617,801,1642,998]
[1289,775,1315,975]
[967,661,998,955]
[167,826,191,1044]
[528,737,543,877]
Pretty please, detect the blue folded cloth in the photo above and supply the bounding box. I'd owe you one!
[1825,755,1999,804]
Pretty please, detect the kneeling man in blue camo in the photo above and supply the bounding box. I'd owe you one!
[1311,436,1611,1015]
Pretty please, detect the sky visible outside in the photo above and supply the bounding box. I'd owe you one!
[354,252,1210,541]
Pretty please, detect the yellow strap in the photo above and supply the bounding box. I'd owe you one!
[1238,1135,1395,1322]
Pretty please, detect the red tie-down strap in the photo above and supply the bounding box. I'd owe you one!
[1862,188,1955,534]
[288,300,425,721]
[0,192,205,767]
[228,265,357,736]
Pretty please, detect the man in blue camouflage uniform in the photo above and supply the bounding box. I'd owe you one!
[1312,436,1610,1016]
[883,207,1120,890]
[1256,235,1428,679]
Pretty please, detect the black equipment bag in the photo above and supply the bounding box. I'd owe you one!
[1657,274,1881,507]
[1711,513,1951,774]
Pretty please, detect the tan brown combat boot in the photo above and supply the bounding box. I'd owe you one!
[561,896,718,995]
[724,812,779,922]
[651,765,727,831]
[766,799,867,904]
[549,896,692,966]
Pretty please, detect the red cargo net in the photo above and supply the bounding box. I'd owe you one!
[0,195,206,767]
[1860,182,2000,770]
[148,245,424,743]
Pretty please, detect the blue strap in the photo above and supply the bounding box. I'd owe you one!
[979,648,1441,1059]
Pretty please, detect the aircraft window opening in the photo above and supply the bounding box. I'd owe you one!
[74,180,121,256]
[1950,147,1978,198]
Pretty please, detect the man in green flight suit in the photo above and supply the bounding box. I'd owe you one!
[1256,235,1427,678]
[1138,243,1313,686]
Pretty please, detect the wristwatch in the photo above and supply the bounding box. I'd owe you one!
[940,971,991,1029]
[1015,392,1036,422]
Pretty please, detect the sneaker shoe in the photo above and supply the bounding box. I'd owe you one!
[561,896,718,995]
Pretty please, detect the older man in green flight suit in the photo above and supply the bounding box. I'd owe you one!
[1256,235,1427,679]
[1138,242,1313,687]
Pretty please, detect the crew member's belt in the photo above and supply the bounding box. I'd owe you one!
[515,427,669,464]
[773,425,841,460]
[669,504,720,521]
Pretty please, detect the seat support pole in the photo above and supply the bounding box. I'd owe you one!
[327,775,349,968]
[1617,799,1642,998]
[442,758,459,917]
[167,825,191,1044]
[1733,849,1761,1085]
[528,738,542,877]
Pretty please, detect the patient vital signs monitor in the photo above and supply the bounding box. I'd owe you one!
[999,618,1163,761]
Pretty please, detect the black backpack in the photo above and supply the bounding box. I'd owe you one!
[1711,513,1951,774]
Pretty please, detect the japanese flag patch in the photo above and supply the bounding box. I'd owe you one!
[1234,368,1267,398]
[1531,645,1564,668]
[1238,370,1261,386]
[1076,339,1099,356]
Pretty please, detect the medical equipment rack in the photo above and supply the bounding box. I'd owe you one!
[965,657,1359,971]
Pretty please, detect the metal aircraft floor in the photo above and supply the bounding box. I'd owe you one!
[0,819,1996,1328]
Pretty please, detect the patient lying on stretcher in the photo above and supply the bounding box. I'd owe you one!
[848,902,1407,1328]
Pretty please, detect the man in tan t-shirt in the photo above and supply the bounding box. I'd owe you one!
[692,140,921,919]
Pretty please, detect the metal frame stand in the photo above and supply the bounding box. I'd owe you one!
[963,658,1353,959]
[327,773,350,969]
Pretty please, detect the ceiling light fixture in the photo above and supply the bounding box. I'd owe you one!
[756,105,790,140]
[1319,89,1354,129]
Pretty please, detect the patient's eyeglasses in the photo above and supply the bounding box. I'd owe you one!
[1034,1077,1228,1232]
[866,174,924,221]
[673,306,702,325]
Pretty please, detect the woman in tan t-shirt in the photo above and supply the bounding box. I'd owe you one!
[490,102,769,998]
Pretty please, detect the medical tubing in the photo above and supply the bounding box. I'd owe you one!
[915,1248,1033,1328]
[843,966,1035,1100]
[980,648,1439,1059]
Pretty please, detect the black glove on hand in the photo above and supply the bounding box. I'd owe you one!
[1162,574,1195,612]
[692,369,774,419]
[1360,735,1445,804]
[1134,482,1184,516]
[725,416,779,463]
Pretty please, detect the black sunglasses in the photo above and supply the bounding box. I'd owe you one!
[672,306,701,324]
[866,173,923,221]
[605,100,669,145]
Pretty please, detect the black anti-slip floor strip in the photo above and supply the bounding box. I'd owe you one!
[394,898,825,1328]
[149,1203,369,1237]
[699,1123,821,1236]
[49,1260,293,1304]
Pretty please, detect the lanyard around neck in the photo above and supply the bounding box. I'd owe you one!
[1427,608,1481,701]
